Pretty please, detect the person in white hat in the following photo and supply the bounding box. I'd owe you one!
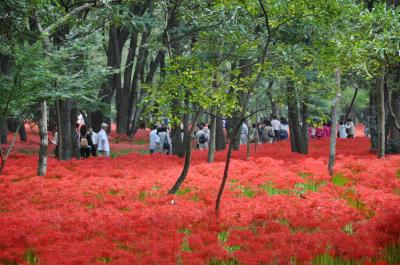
[97,123,110,157]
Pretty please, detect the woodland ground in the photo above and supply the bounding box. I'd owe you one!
[0,126,400,265]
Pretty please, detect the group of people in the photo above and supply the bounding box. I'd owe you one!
[247,116,290,144]
[51,122,111,158]
[149,124,173,154]
[308,118,356,139]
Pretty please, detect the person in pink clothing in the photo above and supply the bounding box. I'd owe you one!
[322,122,331,138]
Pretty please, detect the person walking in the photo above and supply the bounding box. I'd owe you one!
[279,117,289,140]
[149,125,160,154]
[240,122,248,145]
[158,125,172,154]
[271,116,281,142]
[79,125,92,159]
[195,124,209,150]
[262,120,275,144]
[88,127,98,156]
[345,119,355,138]
[97,123,110,157]
[338,121,347,139]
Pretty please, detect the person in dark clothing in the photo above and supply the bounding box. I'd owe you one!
[79,125,92,159]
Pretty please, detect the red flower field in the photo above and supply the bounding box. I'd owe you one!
[1,129,400,265]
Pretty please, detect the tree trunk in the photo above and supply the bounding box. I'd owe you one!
[59,99,73,160]
[37,101,48,176]
[388,89,400,153]
[300,97,309,154]
[287,81,307,154]
[0,119,7,145]
[168,114,199,194]
[328,69,341,176]
[376,66,385,158]
[344,86,359,122]
[70,101,80,159]
[127,30,151,134]
[119,32,138,135]
[207,115,216,163]
[55,100,62,159]
[215,118,225,151]
[0,122,21,175]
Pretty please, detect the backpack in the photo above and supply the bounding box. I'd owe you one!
[80,135,89,148]
[199,133,207,144]
[163,136,170,150]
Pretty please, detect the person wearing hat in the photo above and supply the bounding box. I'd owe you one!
[97,123,110,157]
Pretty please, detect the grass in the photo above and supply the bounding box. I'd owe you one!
[260,182,291,196]
[341,188,375,219]
[312,253,360,265]
[96,257,113,263]
[108,189,122,196]
[176,187,191,196]
[342,223,353,235]
[332,173,349,186]
[24,249,38,265]
[383,241,400,265]
[240,186,256,198]
[138,191,147,201]
[396,169,400,179]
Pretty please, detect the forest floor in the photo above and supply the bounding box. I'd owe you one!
[0,126,400,265]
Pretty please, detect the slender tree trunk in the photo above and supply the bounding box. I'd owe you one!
[287,81,307,154]
[376,66,385,158]
[328,69,341,176]
[55,100,62,159]
[168,113,199,194]
[37,101,48,176]
[300,97,309,154]
[70,102,80,159]
[344,86,359,122]
[215,118,225,151]
[246,122,251,160]
[0,122,21,175]
[0,119,7,145]
[207,115,216,163]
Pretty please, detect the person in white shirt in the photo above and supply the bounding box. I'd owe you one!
[271,116,281,142]
[345,119,355,138]
[88,127,98,156]
[338,121,347,139]
[97,123,110,157]
[149,125,160,154]
[240,122,248,145]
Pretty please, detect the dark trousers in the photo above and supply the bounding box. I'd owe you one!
[80,147,91,159]
[91,145,97,156]
[274,130,280,141]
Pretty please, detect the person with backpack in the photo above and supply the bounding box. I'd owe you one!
[262,120,275,143]
[195,124,209,150]
[158,125,172,154]
[97,123,110,157]
[79,125,92,159]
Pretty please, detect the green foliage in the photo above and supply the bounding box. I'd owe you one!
[332,174,349,187]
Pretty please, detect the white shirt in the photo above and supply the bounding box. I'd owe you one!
[97,129,110,152]
[91,132,98,145]
[149,129,160,150]
[339,125,347,138]
[241,123,248,135]
[271,119,281,130]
